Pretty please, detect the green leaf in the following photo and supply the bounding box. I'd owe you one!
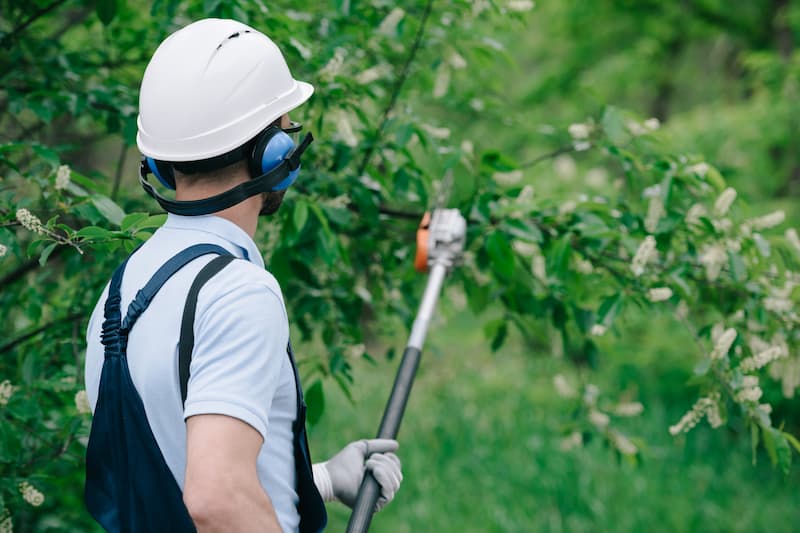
[601,106,630,146]
[464,281,489,315]
[91,195,126,226]
[762,425,778,466]
[293,200,309,233]
[783,432,800,454]
[96,0,119,24]
[120,212,149,232]
[483,319,506,350]
[38,243,58,266]
[598,293,624,327]
[728,251,747,282]
[305,380,325,426]
[486,232,516,280]
[501,219,543,243]
[546,234,571,278]
[76,226,113,240]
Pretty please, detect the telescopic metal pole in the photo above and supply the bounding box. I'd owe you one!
[346,208,465,533]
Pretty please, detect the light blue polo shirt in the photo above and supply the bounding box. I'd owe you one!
[85,214,300,531]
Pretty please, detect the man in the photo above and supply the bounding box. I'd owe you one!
[84,18,402,532]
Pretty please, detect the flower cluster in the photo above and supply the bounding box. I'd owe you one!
[19,481,44,507]
[55,164,71,190]
[630,235,657,276]
[15,208,45,234]
[75,390,91,415]
[714,187,737,216]
[647,287,673,302]
[669,393,723,435]
[735,376,763,403]
[710,328,737,360]
[0,380,15,406]
[0,244,7,258]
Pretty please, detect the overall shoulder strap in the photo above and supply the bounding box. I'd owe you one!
[121,243,231,334]
[178,254,236,406]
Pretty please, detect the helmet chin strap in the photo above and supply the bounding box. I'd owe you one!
[140,133,313,217]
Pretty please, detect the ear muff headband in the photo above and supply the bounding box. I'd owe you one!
[139,132,313,216]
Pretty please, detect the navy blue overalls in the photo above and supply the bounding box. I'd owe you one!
[85,244,327,532]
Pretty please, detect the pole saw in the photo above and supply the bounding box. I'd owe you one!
[346,171,467,533]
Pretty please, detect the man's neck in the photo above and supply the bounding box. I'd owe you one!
[175,182,261,238]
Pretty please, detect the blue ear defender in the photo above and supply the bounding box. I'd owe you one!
[248,126,300,191]
[138,123,313,217]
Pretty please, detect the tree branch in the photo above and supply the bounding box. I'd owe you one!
[355,0,435,177]
[0,0,69,48]
[518,146,573,169]
[111,140,128,200]
[0,311,83,355]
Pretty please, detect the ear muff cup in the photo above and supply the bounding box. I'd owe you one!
[146,157,176,190]
[248,126,300,191]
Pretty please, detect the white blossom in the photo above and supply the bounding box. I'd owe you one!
[334,112,358,147]
[568,123,591,140]
[554,154,577,179]
[420,123,451,140]
[512,241,538,257]
[507,0,535,11]
[591,324,607,337]
[0,380,14,406]
[714,187,737,216]
[432,63,450,98]
[574,258,594,274]
[699,244,726,281]
[318,47,346,79]
[532,255,547,282]
[589,410,610,429]
[710,328,737,360]
[669,393,721,435]
[645,196,664,233]
[492,170,523,186]
[627,120,647,136]
[750,210,785,230]
[688,162,710,177]
[0,512,11,533]
[785,228,800,254]
[378,8,405,36]
[631,235,657,277]
[736,384,763,403]
[560,431,582,451]
[355,63,391,85]
[449,52,467,69]
[75,390,91,415]
[583,384,600,404]
[739,346,788,372]
[553,374,577,398]
[644,118,661,131]
[764,297,792,313]
[0,244,7,258]
[614,402,644,417]
[55,164,71,190]
[585,167,608,187]
[686,203,707,225]
[19,482,44,507]
[469,98,485,111]
[15,208,45,234]
[647,287,673,302]
[559,200,577,214]
[516,185,535,204]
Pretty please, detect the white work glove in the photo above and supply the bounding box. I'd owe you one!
[312,439,402,512]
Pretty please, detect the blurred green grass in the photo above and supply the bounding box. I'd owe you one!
[308,308,799,532]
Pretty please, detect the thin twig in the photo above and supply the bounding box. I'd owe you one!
[355,0,435,177]
[0,311,83,355]
[0,0,69,48]
[518,146,574,169]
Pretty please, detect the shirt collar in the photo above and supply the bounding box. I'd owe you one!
[162,214,265,269]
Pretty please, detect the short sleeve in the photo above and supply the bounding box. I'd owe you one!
[182,279,289,441]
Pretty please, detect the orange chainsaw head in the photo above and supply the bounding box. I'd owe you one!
[414,211,431,273]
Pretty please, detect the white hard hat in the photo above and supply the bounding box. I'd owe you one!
[136,18,314,162]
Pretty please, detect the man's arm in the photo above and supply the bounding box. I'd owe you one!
[183,414,281,532]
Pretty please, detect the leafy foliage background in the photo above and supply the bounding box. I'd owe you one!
[1,0,799,530]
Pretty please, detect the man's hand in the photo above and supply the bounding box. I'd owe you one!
[313,439,402,512]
